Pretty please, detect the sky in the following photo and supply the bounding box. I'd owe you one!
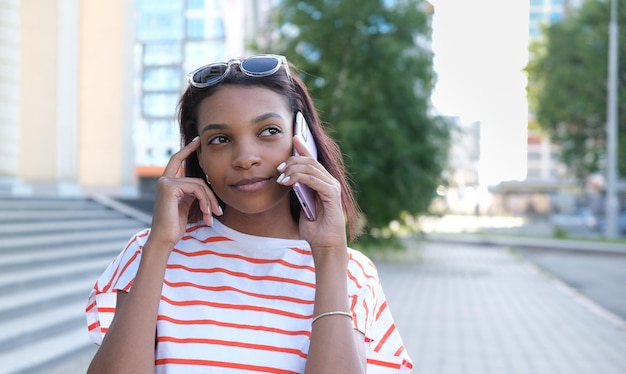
[430,0,530,186]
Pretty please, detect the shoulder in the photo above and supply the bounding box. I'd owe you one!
[347,248,378,274]
[346,248,381,290]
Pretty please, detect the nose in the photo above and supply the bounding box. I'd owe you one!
[231,141,261,170]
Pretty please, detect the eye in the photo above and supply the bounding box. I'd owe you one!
[208,135,230,145]
[260,127,281,137]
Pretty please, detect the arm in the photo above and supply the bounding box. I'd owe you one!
[87,137,221,374]
[279,135,366,373]
[87,244,170,373]
[304,249,367,374]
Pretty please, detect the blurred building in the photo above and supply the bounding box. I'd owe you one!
[0,0,273,196]
[440,117,483,215]
[489,0,587,216]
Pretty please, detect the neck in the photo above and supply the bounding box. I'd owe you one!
[217,206,300,240]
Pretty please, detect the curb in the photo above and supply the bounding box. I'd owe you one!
[426,232,626,254]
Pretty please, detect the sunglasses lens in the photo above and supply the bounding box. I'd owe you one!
[192,63,228,86]
[240,56,281,76]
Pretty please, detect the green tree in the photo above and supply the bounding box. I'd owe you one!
[257,0,451,239]
[526,0,626,182]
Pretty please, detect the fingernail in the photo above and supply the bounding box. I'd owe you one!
[277,162,286,171]
[277,173,285,183]
[192,136,199,142]
[217,205,223,215]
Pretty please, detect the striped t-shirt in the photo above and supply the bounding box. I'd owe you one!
[86,219,413,373]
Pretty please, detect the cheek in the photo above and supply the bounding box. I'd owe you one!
[273,138,294,160]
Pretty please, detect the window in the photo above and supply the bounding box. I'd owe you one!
[184,41,225,72]
[142,93,180,118]
[142,67,181,91]
[188,0,205,10]
[147,120,179,140]
[143,43,182,66]
[187,18,205,39]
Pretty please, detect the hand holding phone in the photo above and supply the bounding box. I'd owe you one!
[293,112,318,221]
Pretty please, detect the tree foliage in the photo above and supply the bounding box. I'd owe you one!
[256,0,451,235]
[526,0,626,181]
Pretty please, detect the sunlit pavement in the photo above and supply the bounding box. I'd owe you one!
[380,239,626,374]
[418,214,531,234]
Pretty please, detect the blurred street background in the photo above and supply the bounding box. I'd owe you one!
[1,0,625,373]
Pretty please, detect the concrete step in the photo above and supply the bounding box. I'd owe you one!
[0,227,144,250]
[0,195,149,373]
[0,240,127,270]
[0,326,95,373]
[0,209,125,222]
[0,217,143,235]
[0,197,106,211]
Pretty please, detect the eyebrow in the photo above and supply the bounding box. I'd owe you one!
[251,112,285,124]
[199,112,286,135]
[200,123,228,135]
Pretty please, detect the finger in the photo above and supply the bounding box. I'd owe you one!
[278,166,339,202]
[279,156,333,186]
[162,136,201,177]
[179,177,223,218]
[293,135,314,158]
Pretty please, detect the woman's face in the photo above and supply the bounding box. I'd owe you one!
[196,85,295,218]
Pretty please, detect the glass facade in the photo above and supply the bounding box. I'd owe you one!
[134,0,230,168]
[528,0,566,39]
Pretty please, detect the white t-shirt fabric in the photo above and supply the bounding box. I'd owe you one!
[86,219,413,373]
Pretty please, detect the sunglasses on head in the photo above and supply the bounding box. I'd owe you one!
[188,54,292,88]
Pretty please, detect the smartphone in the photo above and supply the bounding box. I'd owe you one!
[293,112,318,221]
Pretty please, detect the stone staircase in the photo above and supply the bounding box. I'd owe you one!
[0,194,151,373]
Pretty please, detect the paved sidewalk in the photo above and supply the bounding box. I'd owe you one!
[378,240,626,374]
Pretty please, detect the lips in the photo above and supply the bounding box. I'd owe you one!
[231,177,273,192]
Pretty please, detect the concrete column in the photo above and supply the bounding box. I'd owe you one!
[78,0,135,195]
[56,0,80,194]
[0,0,22,191]
[19,0,60,189]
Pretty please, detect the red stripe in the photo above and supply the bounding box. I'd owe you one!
[171,248,314,272]
[97,306,116,313]
[349,252,378,280]
[166,263,315,289]
[350,295,359,330]
[155,358,298,374]
[366,358,401,369]
[158,336,307,358]
[185,224,206,232]
[404,358,414,369]
[288,246,311,255]
[157,315,311,337]
[394,344,406,357]
[87,321,100,331]
[161,295,312,320]
[121,279,134,292]
[374,323,396,352]
[101,235,144,293]
[181,235,232,243]
[376,300,388,321]
[163,279,313,305]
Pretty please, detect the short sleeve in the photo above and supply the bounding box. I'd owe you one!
[347,249,413,373]
[85,229,150,345]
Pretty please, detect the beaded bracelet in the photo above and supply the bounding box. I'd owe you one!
[311,311,353,325]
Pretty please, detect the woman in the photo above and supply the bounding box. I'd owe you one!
[86,54,412,373]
